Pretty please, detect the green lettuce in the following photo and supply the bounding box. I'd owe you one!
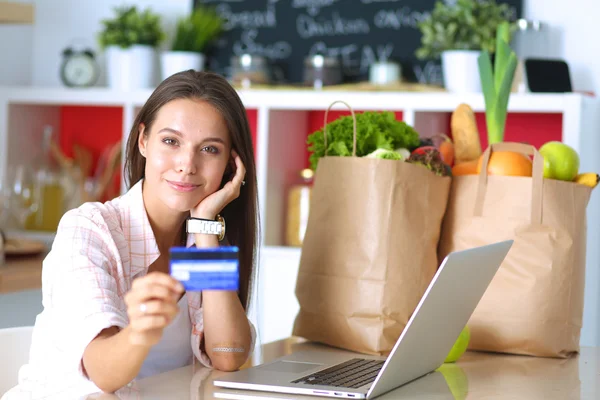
[365,148,404,160]
[307,111,420,170]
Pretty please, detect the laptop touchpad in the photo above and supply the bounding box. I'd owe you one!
[259,361,323,374]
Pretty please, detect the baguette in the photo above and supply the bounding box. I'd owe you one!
[451,103,482,164]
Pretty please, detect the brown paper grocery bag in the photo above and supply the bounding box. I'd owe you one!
[292,101,451,356]
[438,142,593,358]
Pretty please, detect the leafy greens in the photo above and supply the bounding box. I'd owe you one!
[306,111,420,170]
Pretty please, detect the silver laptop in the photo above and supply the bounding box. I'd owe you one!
[214,240,513,399]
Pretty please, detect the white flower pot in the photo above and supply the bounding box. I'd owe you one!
[160,51,205,81]
[105,45,157,90]
[441,50,482,93]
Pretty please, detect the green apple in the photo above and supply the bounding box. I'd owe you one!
[445,326,470,363]
[539,141,580,181]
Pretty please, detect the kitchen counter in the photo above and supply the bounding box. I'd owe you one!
[78,337,599,399]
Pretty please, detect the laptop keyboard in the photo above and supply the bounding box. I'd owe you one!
[291,358,385,389]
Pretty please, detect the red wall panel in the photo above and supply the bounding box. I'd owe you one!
[473,112,563,150]
[59,106,123,176]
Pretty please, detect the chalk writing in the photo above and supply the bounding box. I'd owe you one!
[297,12,370,39]
[361,43,394,65]
[413,60,443,85]
[308,42,395,75]
[291,0,340,17]
[232,29,292,60]
[216,3,277,31]
[309,41,359,70]
[373,7,430,29]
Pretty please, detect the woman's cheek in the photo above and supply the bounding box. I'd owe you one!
[151,151,171,171]
[206,178,221,194]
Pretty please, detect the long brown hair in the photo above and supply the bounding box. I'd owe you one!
[124,70,259,311]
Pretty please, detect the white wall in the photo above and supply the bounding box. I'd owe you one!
[524,0,600,94]
[0,0,33,86]
[30,0,192,87]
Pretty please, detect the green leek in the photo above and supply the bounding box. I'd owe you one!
[478,21,518,144]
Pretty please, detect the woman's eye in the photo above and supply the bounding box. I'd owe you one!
[162,138,178,146]
[202,146,219,154]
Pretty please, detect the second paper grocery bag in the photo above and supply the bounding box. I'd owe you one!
[438,142,593,358]
[292,101,451,355]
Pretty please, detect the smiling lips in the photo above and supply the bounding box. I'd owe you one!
[167,180,199,192]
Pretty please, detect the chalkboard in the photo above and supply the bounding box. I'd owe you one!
[194,0,523,85]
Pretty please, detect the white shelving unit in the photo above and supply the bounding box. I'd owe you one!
[1,86,599,346]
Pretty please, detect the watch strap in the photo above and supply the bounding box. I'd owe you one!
[186,215,225,241]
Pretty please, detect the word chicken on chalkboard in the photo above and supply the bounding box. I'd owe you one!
[195,0,522,85]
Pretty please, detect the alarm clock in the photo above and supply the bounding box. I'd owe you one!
[60,47,99,88]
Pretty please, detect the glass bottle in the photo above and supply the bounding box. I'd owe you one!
[26,126,65,232]
[285,168,314,247]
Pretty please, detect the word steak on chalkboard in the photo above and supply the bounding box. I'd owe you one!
[195,0,522,85]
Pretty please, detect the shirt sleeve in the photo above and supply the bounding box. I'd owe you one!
[42,207,129,377]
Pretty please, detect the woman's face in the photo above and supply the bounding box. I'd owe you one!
[138,98,231,213]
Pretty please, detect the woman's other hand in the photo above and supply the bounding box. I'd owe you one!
[124,271,185,347]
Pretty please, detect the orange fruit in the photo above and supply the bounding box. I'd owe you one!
[452,159,478,176]
[476,151,532,177]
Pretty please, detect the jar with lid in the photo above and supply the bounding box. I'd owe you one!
[285,168,314,247]
[230,54,271,87]
[303,54,342,89]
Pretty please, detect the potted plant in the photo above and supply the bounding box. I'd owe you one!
[416,0,513,93]
[98,5,165,90]
[160,6,223,81]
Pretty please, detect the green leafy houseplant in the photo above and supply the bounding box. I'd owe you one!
[478,21,518,143]
[416,0,513,59]
[171,6,223,53]
[306,112,421,170]
[98,5,165,49]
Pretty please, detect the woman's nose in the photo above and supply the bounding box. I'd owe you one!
[176,149,197,175]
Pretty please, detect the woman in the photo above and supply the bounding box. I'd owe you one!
[4,71,259,398]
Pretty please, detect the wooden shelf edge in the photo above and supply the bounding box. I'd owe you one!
[0,2,34,24]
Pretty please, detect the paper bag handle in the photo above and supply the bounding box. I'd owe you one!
[474,142,544,224]
[323,100,357,157]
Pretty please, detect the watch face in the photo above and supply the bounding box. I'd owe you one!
[62,54,98,87]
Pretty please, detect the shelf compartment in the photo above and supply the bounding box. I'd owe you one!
[263,110,309,247]
[6,104,62,172]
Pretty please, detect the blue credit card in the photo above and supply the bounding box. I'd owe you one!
[169,246,239,292]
